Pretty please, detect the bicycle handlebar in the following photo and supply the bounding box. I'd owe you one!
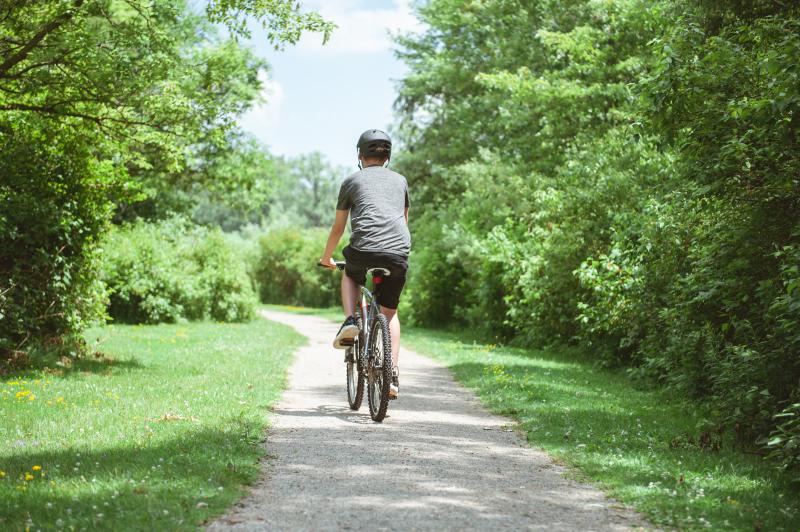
[318,260,390,278]
[318,260,346,271]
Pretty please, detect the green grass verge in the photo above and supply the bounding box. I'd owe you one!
[0,319,304,531]
[402,327,799,530]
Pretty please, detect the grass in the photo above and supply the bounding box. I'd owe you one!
[0,318,304,531]
[402,327,800,531]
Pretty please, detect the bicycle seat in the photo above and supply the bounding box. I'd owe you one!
[366,267,391,277]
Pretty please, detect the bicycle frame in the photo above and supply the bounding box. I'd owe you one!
[357,283,381,364]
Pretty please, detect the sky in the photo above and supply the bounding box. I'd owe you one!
[237,0,423,169]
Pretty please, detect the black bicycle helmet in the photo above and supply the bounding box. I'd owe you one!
[357,129,392,159]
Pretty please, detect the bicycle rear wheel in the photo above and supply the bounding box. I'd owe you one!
[346,337,364,410]
[367,314,392,422]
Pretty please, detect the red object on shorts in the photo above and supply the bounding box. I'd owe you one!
[372,276,383,284]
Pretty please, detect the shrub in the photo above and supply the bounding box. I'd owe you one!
[252,227,344,308]
[101,218,256,323]
[577,192,800,441]
[0,120,115,357]
[403,213,474,329]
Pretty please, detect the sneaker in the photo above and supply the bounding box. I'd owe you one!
[388,367,399,399]
[333,316,358,349]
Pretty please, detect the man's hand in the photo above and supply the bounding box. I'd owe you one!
[319,256,337,270]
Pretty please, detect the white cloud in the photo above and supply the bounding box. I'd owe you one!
[238,72,285,145]
[297,0,423,55]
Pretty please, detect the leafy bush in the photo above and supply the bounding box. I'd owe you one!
[102,218,256,323]
[252,227,343,308]
[0,120,115,357]
[605,4,800,440]
[404,213,476,329]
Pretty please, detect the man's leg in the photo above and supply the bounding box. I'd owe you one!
[380,306,400,367]
[341,274,359,317]
[333,274,360,349]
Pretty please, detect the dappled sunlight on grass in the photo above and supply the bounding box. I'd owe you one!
[0,319,303,531]
[405,327,800,531]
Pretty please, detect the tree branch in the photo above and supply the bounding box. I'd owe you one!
[0,0,85,78]
[0,102,181,135]
[0,51,74,80]
[0,102,100,122]
[0,5,21,27]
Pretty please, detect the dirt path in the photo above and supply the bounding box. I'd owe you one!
[208,310,650,531]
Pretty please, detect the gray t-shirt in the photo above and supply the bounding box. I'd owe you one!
[336,166,411,256]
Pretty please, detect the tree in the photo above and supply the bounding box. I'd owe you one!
[269,152,346,228]
[0,0,333,356]
[394,0,669,335]
[393,0,800,459]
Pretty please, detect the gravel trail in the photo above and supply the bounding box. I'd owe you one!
[208,309,651,531]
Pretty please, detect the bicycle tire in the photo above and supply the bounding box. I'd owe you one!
[346,338,364,410]
[367,313,392,422]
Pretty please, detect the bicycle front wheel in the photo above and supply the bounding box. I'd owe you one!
[367,314,392,422]
[346,339,364,410]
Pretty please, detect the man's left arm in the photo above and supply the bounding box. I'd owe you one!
[320,209,349,269]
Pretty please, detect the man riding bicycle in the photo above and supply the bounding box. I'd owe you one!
[319,129,410,399]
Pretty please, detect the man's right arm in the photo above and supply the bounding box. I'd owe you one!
[404,182,410,224]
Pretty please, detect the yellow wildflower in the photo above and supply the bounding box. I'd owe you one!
[32,466,41,471]
[24,473,34,481]
[0,470,5,478]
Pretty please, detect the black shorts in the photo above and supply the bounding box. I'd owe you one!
[342,245,408,310]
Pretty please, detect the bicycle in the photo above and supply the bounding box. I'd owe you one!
[320,260,393,422]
